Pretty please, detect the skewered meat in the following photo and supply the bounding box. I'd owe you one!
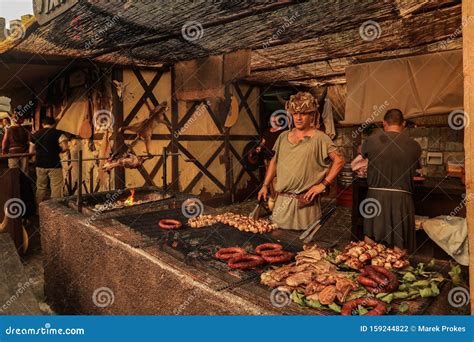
[336,241,409,270]
[188,213,277,234]
[188,215,218,228]
[102,152,146,171]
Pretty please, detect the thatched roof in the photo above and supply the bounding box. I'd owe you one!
[0,0,463,88]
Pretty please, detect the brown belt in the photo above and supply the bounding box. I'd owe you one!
[277,191,318,209]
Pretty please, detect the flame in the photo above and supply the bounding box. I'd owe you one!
[124,189,135,206]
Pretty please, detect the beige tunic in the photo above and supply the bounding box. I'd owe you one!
[271,130,337,230]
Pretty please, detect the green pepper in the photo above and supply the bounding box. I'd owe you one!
[398,284,408,291]
[392,291,409,299]
[306,299,323,309]
[419,287,436,298]
[381,293,394,303]
[328,303,342,313]
[291,291,306,306]
[412,280,431,287]
[403,272,416,282]
[398,302,409,313]
[358,305,369,315]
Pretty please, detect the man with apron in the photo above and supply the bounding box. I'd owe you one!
[361,109,421,252]
[257,92,344,230]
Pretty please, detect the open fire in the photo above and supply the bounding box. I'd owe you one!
[124,189,136,206]
[92,188,173,212]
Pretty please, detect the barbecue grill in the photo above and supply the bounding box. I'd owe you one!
[101,207,301,292]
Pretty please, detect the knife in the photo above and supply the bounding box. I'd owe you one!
[299,206,336,242]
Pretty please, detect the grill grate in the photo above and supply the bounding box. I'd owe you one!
[113,209,300,291]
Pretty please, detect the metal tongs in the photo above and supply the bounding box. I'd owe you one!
[249,198,270,220]
[299,206,336,243]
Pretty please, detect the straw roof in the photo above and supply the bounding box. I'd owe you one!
[0,0,462,88]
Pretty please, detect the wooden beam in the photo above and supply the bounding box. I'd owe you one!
[234,84,260,133]
[122,69,163,127]
[462,0,474,314]
[184,143,225,193]
[171,67,179,192]
[112,67,125,190]
[177,142,226,192]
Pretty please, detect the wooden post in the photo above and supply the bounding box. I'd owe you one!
[463,0,474,314]
[171,67,179,192]
[112,68,125,190]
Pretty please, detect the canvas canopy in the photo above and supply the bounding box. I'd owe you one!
[343,50,463,125]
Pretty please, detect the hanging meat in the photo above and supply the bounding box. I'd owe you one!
[119,101,170,154]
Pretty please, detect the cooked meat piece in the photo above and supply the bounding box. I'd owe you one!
[306,293,319,302]
[304,281,326,296]
[315,273,336,285]
[308,260,336,273]
[335,278,356,293]
[319,285,337,305]
[346,257,364,270]
[260,273,284,288]
[335,254,349,264]
[286,271,313,287]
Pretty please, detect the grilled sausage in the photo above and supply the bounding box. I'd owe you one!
[158,219,183,229]
[255,243,283,255]
[228,255,265,270]
[341,297,387,316]
[215,247,246,261]
[261,250,295,264]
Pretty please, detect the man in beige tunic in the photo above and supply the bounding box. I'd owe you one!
[258,92,344,230]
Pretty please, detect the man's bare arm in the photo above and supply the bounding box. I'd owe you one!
[325,150,345,184]
[303,149,345,201]
[258,157,277,201]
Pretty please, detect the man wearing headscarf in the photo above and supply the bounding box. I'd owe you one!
[258,92,344,230]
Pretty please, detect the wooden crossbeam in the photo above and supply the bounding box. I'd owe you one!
[205,102,224,134]
[122,69,164,127]
[176,101,200,130]
[234,84,260,133]
[228,143,259,185]
[177,142,226,192]
[132,68,172,129]
[184,142,225,193]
